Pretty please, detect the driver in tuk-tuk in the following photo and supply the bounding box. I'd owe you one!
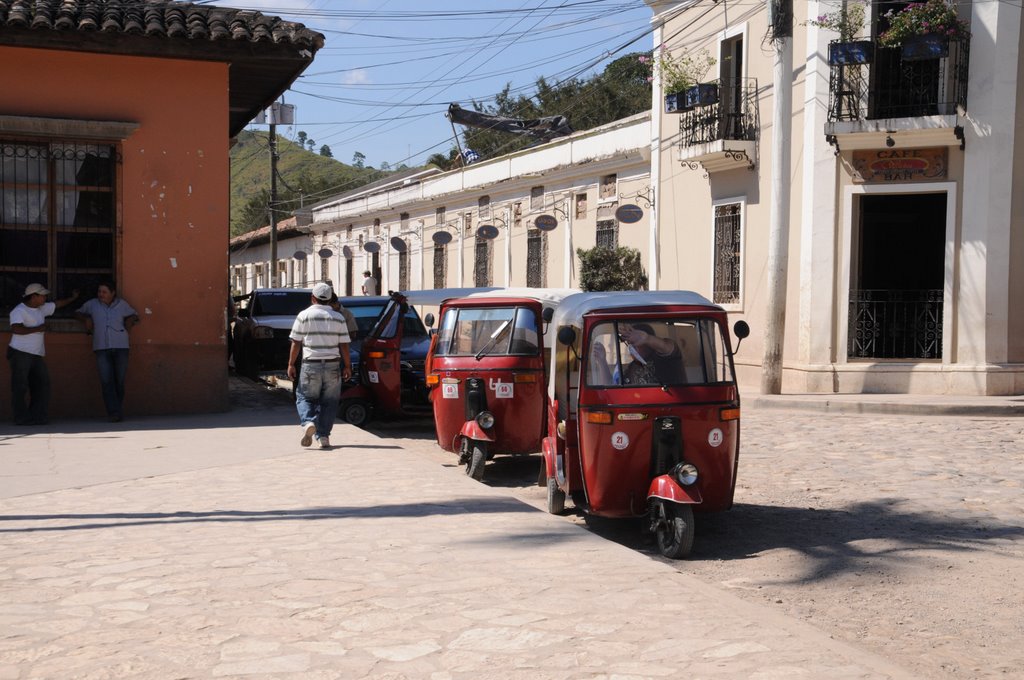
[619,323,685,385]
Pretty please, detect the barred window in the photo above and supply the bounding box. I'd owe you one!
[513,202,522,229]
[373,218,380,236]
[596,220,618,248]
[297,258,307,288]
[433,244,447,289]
[474,238,492,287]
[600,174,617,199]
[277,261,288,287]
[1,141,117,315]
[320,257,329,282]
[435,206,446,226]
[398,244,409,291]
[478,195,490,220]
[530,186,544,211]
[254,263,266,288]
[713,203,742,305]
[400,212,409,230]
[526,228,546,287]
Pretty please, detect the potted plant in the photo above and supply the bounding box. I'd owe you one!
[806,1,872,65]
[879,0,970,61]
[642,48,717,113]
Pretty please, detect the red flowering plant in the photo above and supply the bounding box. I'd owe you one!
[879,0,970,47]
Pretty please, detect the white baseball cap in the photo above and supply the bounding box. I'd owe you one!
[24,283,50,297]
[312,282,333,301]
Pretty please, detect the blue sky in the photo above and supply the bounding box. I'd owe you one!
[217,1,656,169]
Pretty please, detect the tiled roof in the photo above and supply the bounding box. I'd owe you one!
[230,216,303,249]
[0,0,323,49]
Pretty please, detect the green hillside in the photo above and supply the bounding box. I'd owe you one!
[230,131,389,236]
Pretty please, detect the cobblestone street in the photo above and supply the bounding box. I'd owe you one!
[381,407,1024,679]
[1,380,1022,678]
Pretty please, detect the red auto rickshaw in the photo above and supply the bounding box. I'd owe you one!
[337,291,435,426]
[540,291,749,558]
[424,289,577,481]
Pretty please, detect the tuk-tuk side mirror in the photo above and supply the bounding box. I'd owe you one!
[556,326,576,346]
[424,312,435,328]
[732,320,750,354]
[542,307,554,323]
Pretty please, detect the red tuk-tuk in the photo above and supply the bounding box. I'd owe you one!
[424,289,576,481]
[540,291,750,558]
[337,291,436,426]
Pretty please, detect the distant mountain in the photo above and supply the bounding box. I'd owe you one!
[230,130,392,236]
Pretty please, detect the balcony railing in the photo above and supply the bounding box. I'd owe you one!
[848,289,943,360]
[679,78,759,147]
[827,36,969,123]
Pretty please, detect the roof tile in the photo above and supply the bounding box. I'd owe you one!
[0,0,323,49]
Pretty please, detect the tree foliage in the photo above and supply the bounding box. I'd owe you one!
[230,132,385,236]
[576,246,649,291]
[451,52,652,163]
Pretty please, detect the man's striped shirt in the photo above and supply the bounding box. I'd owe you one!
[290,304,351,360]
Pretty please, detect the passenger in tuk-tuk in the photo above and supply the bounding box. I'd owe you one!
[619,323,685,385]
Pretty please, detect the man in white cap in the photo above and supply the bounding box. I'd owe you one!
[7,283,78,425]
[287,282,352,449]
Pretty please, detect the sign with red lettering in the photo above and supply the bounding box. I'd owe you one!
[852,147,948,183]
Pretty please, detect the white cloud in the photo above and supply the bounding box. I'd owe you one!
[341,69,371,86]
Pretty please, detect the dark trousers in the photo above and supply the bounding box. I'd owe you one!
[8,348,50,425]
[96,348,130,418]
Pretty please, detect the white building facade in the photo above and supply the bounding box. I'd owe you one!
[296,114,652,298]
[647,0,1024,395]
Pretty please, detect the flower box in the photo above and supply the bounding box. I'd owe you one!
[900,33,949,61]
[664,92,690,113]
[828,40,873,65]
[684,82,719,109]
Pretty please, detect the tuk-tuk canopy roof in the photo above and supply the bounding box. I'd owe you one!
[551,290,718,330]
[403,287,578,312]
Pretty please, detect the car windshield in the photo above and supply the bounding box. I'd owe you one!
[434,306,539,357]
[252,291,311,316]
[585,318,733,387]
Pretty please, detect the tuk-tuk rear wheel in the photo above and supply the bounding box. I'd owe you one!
[654,502,695,559]
[546,477,566,515]
[339,399,371,427]
[465,443,486,481]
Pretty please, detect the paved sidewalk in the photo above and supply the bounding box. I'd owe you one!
[748,392,1024,417]
[0,397,915,678]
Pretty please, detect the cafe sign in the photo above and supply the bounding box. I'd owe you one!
[852,147,948,183]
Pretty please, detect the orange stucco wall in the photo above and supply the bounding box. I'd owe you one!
[1,45,230,419]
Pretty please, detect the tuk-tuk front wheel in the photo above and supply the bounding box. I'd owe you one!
[465,442,486,481]
[653,501,695,559]
[340,399,372,427]
[546,477,566,515]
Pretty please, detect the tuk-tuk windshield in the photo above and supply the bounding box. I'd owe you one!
[586,318,734,387]
[435,306,539,357]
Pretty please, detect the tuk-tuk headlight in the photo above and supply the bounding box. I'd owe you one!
[476,411,496,429]
[675,463,699,486]
[556,420,566,440]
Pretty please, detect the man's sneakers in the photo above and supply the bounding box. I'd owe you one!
[300,422,316,447]
[319,437,331,450]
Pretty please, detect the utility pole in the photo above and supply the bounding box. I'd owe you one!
[761,0,793,394]
[268,120,279,287]
[260,102,294,288]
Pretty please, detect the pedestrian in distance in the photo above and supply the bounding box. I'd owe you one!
[361,270,377,296]
[7,283,79,425]
[75,279,140,422]
[287,282,352,450]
